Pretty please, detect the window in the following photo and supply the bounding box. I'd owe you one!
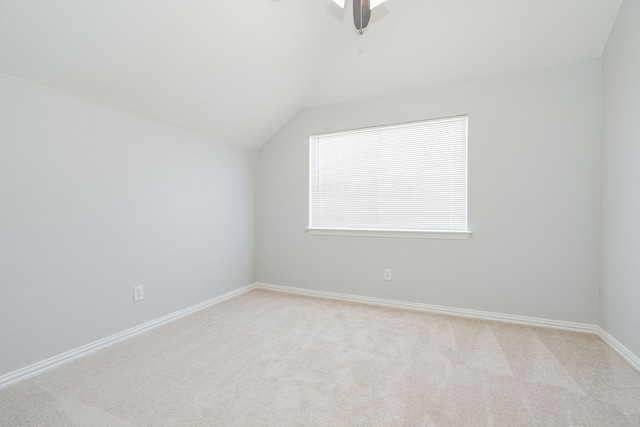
[308,115,470,239]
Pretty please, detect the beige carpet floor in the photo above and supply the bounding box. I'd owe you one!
[1,289,640,426]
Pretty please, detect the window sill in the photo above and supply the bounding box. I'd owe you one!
[306,228,472,240]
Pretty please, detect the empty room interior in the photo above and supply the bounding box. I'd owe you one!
[1,0,640,425]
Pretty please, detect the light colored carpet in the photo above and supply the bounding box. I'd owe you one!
[1,289,640,426]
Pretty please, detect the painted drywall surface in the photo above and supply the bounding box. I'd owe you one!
[600,0,640,358]
[0,75,256,376]
[257,59,601,324]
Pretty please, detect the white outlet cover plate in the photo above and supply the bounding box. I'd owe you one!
[133,286,144,302]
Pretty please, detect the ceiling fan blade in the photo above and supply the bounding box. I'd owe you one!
[353,0,371,33]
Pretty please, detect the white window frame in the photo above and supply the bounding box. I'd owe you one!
[307,116,471,240]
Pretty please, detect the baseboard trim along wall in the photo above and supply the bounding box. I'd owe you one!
[256,283,597,333]
[0,283,256,390]
[255,282,640,373]
[597,327,640,373]
[3,281,638,389]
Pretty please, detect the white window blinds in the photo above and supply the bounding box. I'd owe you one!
[309,115,468,232]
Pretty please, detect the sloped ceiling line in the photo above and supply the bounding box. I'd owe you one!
[0,0,622,149]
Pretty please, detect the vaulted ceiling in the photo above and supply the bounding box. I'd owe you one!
[0,0,622,149]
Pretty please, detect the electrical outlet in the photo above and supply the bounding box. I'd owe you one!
[133,286,144,302]
[384,268,392,281]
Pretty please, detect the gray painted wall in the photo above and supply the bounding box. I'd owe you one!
[600,0,640,357]
[0,75,256,376]
[257,59,601,324]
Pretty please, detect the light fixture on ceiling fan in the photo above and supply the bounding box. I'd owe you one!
[333,0,386,35]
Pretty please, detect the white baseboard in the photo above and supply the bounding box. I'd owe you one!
[0,283,257,390]
[597,327,640,372]
[3,281,638,390]
[257,283,640,373]
[255,282,598,334]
